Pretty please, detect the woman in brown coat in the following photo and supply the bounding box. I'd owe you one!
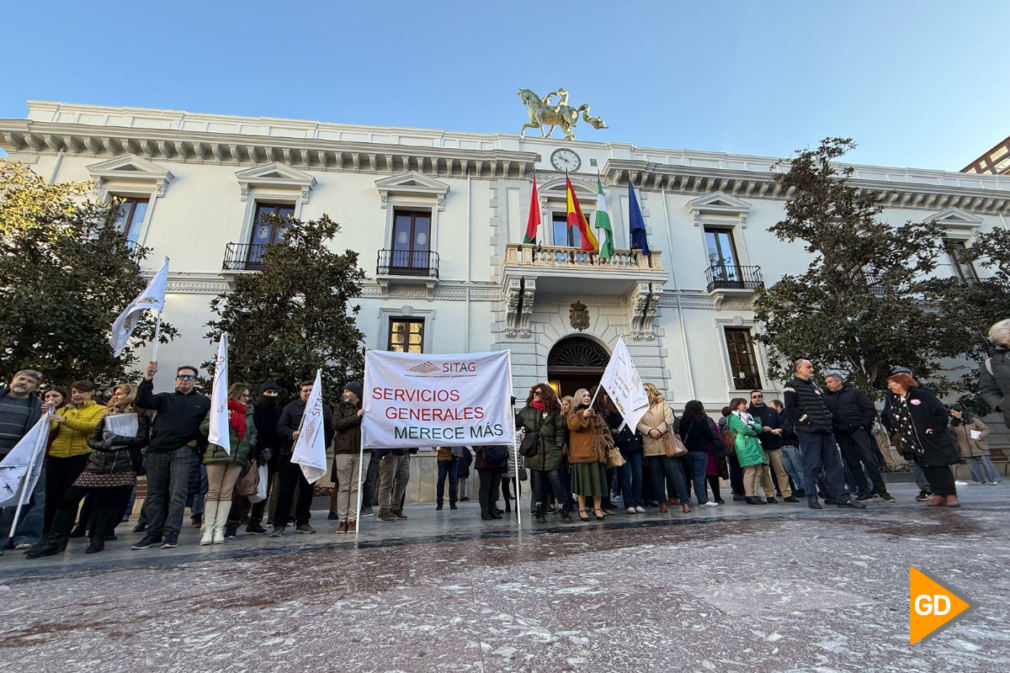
[567,388,612,521]
[950,407,1002,485]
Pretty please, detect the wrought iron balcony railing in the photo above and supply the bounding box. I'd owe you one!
[222,242,268,271]
[705,264,764,292]
[376,249,439,278]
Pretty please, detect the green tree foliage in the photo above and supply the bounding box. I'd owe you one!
[204,213,365,402]
[0,160,177,386]
[754,138,977,397]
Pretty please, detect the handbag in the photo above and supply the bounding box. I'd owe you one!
[606,446,625,469]
[249,463,269,503]
[661,431,688,458]
[236,460,260,497]
[483,445,509,464]
[519,431,540,458]
[517,466,528,481]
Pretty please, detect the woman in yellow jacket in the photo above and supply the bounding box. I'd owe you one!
[45,380,105,533]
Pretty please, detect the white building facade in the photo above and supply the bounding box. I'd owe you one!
[3,101,1010,423]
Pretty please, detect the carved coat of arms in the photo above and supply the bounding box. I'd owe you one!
[569,300,590,332]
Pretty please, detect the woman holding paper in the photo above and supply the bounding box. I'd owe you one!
[950,406,1001,485]
[199,383,257,545]
[27,383,150,557]
[566,388,612,521]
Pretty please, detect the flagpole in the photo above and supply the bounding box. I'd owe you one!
[150,257,169,361]
[506,348,520,529]
[8,413,50,537]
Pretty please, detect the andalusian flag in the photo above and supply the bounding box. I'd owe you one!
[566,176,598,252]
[523,175,541,244]
[594,178,615,261]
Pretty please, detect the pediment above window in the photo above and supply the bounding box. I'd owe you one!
[235,162,316,203]
[375,171,449,210]
[87,154,174,197]
[686,191,751,227]
[927,207,984,239]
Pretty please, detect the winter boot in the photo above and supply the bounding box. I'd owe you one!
[200,501,219,546]
[213,501,232,544]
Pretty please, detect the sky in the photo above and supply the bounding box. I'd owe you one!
[3,0,1008,171]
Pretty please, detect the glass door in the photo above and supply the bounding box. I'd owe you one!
[391,211,431,274]
[249,203,294,266]
[705,228,741,285]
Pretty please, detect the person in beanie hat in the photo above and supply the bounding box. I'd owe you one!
[332,382,364,533]
[262,379,279,394]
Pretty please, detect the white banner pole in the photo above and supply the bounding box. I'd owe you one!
[507,348,520,529]
[8,413,51,536]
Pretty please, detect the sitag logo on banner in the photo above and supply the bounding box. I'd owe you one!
[909,567,979,645]
[405,361,478,377]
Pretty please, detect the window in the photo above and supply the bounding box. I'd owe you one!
[944,239,978,282]
[724,327,762,390]
[249,202,295,265]
[111,197,149,244]
[705,227,740,279]
[390,210,432,271]
[388,318,424,353]
[552,213,582,248]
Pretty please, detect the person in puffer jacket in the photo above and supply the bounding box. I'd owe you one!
[27,383,150,557]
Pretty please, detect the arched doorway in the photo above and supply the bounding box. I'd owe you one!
[547,336,610,398]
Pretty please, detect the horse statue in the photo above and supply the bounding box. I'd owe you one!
[518,88,608,141]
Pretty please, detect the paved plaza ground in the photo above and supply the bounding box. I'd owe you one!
[1,482,1009,672]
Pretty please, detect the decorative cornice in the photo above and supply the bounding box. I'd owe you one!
[0,119,537,180]
[603,159,1010,215]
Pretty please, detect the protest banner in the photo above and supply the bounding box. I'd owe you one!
[361,350,515,449]
[597,336,651,431]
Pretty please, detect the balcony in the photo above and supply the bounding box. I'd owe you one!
[375,249,440,299]
[376,249,439,279]
[222,243,268,272]
[502,244,667,296]
[705,264,764,293]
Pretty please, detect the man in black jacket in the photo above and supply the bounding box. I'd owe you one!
[823,374,894,503]
[132,362,211,550]
[783,360,864,510]
[747,391,797,503]
[271,380,334,536]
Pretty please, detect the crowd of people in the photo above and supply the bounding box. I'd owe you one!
[2,318,1010,558]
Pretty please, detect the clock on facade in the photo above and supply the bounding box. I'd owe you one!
[550,148,581,172]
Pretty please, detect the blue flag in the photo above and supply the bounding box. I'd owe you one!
[628,181,650,255]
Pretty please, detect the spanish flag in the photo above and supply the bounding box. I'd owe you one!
[566,176,598,251]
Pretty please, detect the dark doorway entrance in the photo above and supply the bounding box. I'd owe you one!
[547,336,610,399]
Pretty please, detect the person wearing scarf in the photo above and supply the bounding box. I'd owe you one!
[728,398,773,505]
[199,383,258,544]
[224,380,282,537]
[516,383,569,523]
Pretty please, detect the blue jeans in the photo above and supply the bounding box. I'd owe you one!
[799,433,851,505]
[436,459,459,505]
[620,450,643,508]
[559,466,574,511]
[780,445,805,492]
[186,462,207,517]
[966,456,1003,484]
[145,446,197,537]
[681,452,709,504]
[646,454,689,502]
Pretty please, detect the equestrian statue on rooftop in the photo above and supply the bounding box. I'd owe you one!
[518,88,608,141]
